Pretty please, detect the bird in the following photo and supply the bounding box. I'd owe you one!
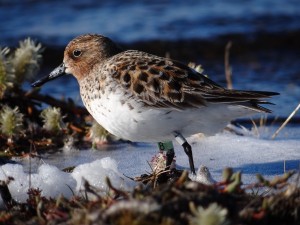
[32,34,278,175]
[194,165,216,185]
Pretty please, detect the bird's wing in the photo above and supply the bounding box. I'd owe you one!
[110,50,278,112]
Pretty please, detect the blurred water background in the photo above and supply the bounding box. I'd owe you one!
[1,0,300,120]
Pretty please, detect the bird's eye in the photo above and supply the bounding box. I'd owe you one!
[73,49,82,57]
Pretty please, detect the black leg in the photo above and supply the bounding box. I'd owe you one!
[182,141,196,175]
[174,133,196,175]
[166,147,175,170]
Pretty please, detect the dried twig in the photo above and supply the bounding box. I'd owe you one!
[225,41,233,89]
[106,177,129,199]
[272,103,300,139]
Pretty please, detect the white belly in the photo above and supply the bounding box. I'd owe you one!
[83,90,255,142]
[87,93,179,142]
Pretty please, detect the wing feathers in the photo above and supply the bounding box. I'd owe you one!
[110,50,278,113]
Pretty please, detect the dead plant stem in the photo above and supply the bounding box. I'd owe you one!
[225,41,233,89]
[272,103,300,139]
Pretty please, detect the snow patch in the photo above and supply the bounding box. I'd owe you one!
[0,157,125,206]
[71,157,127,194]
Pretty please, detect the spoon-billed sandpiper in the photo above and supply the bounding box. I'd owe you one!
[32,34,278,174]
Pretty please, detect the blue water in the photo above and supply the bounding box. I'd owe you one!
[1,0,299,45]
[2,0,300,119]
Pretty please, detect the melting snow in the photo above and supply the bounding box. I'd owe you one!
[0,125,299,207]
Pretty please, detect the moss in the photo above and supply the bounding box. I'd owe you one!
[40,107,64,133]
[90,121,110,147]
[0,105,23,137]
[12,38,43,85]
[0,47,14,99]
